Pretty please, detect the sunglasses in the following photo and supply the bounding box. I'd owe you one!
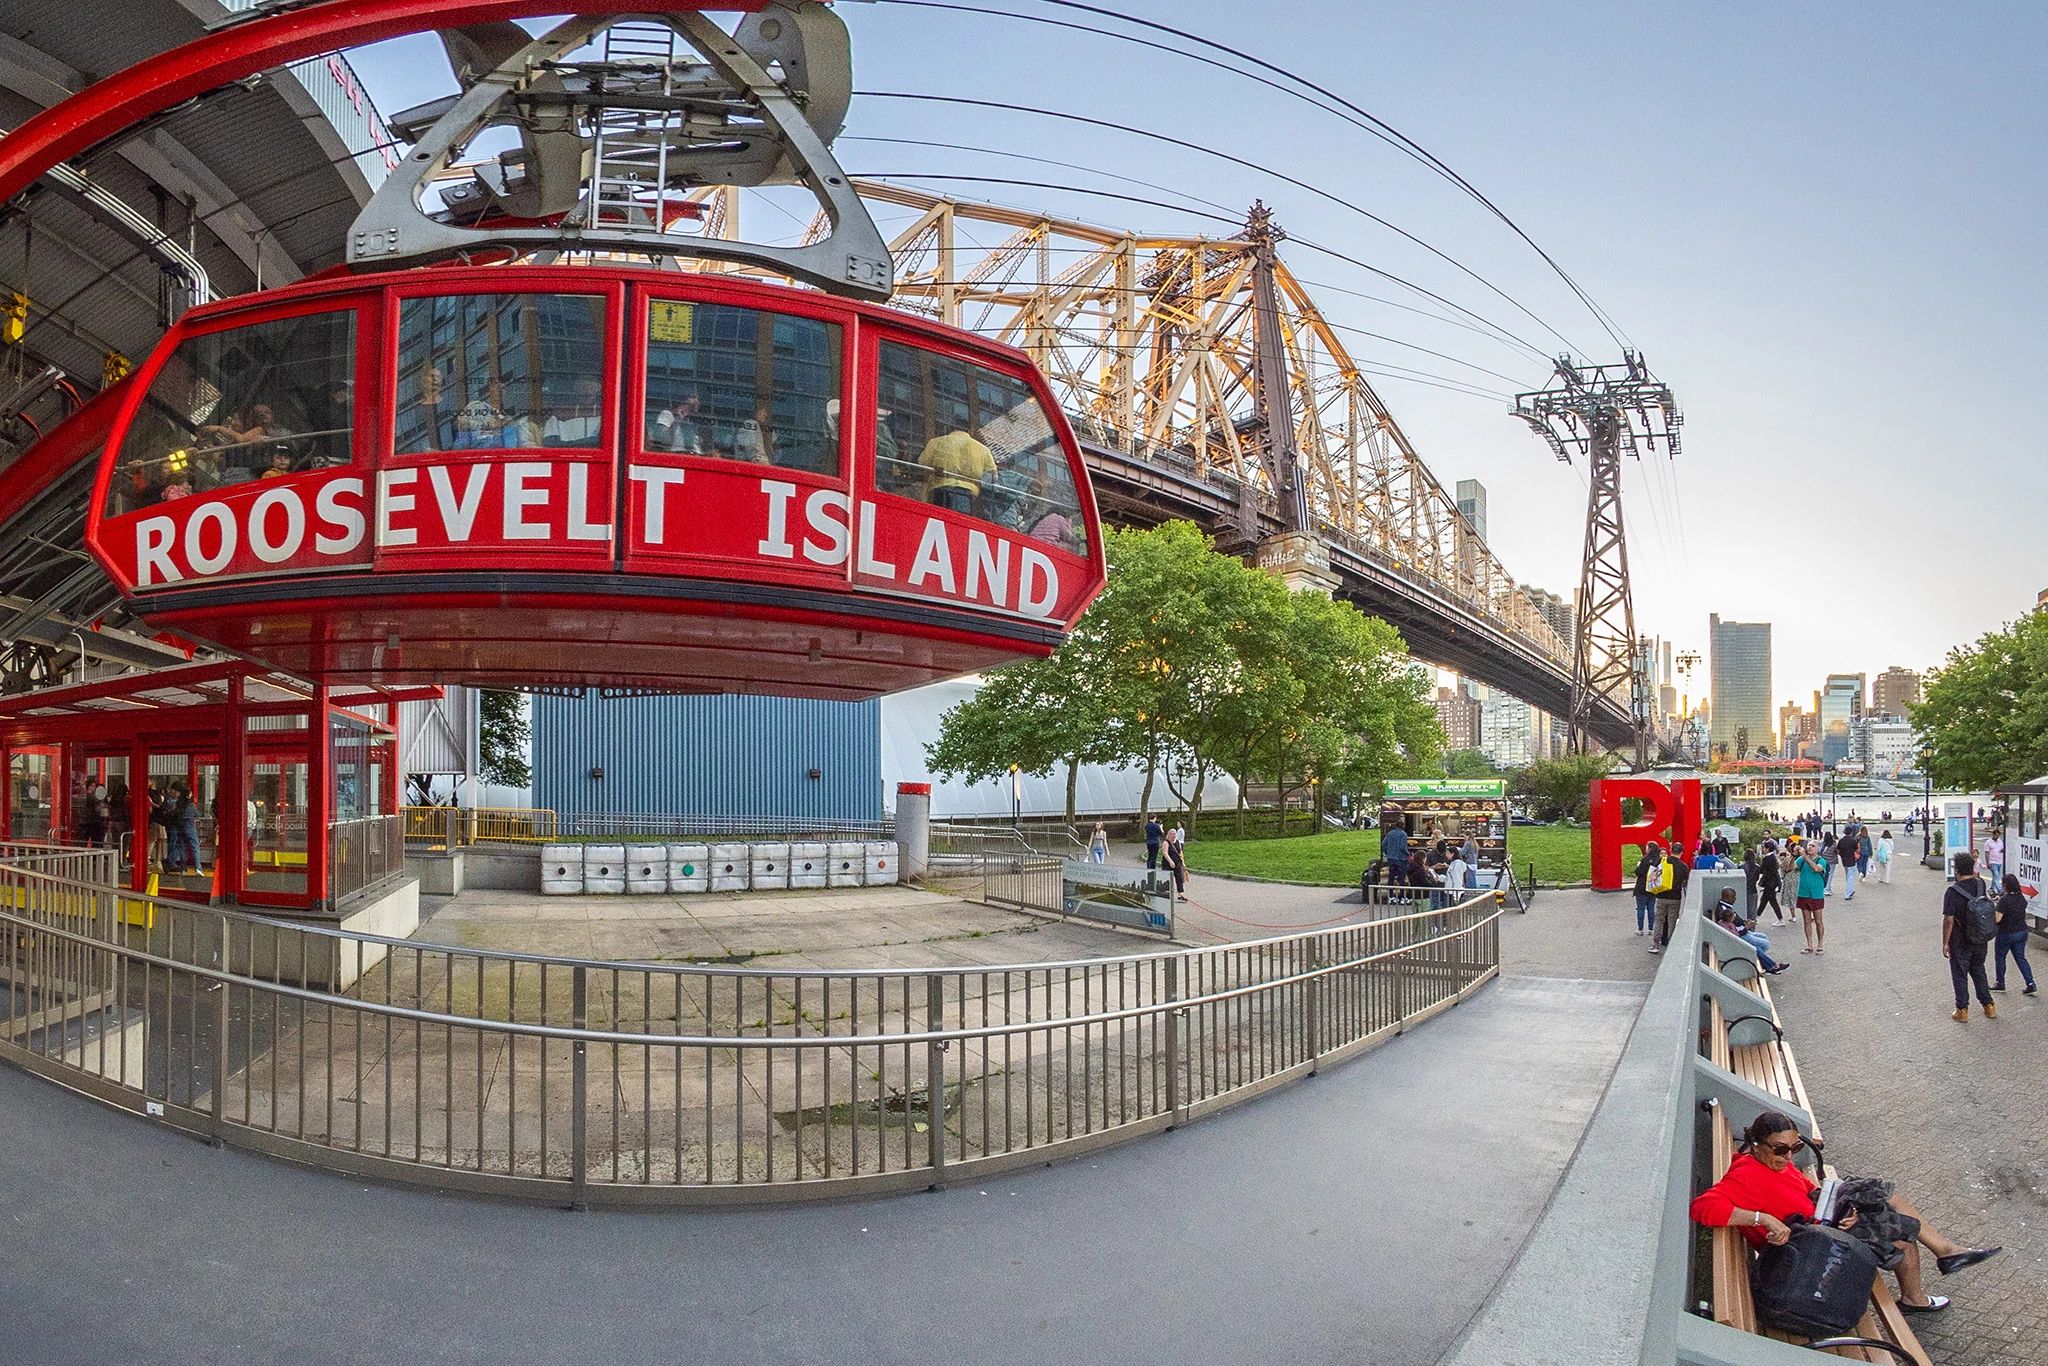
[1761,1138,1804,1157]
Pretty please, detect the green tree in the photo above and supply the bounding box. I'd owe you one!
[1912,608,2048,790]
[1514,753,1615,822]
[922,642,1120,825]
[478,690,531,787]
[1443,748,1503,778]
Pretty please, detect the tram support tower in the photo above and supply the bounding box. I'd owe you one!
[1512,353,1681,766]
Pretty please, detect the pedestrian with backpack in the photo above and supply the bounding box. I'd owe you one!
[1631,842,1664,936]
[1992,873,2036,995]
[1943,852,1998,1021]
[1836,827,1862,899]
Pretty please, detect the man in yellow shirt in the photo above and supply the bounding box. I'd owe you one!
[917,430,995,513]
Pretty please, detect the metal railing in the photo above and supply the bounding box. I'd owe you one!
[1443,890,1830,1365]
[0,860,1499,1206]
[565,812,889,842]
[400,806,559,848]
[326,815,404,905]
[0,840,118,886]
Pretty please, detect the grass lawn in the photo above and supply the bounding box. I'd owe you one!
[1187,824,1594,887]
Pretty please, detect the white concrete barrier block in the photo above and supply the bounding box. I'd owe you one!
[541,844,584,895]
[750,841,790,891]
[626,844,667,894]
[863,841,898,886]
[828,841,866,887]
[584,844,625,895]
[789,842,829,889]
[710,842,749,892]
[668,842,710,894]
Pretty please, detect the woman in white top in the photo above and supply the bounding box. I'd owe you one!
[1877,829,1895,883]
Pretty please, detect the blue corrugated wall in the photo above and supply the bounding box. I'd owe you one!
[532,694,883,823]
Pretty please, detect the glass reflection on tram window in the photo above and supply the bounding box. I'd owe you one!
[874,341,1087,557]
[641,300,842,476]
[394,294,607,455]
[106,311,356,514]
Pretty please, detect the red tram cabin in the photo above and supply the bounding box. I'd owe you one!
[80,266,1107,697]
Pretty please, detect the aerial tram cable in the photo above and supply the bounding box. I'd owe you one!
[847,172,1560,363]
[853,90,1571,364]
[961,0,1639,352]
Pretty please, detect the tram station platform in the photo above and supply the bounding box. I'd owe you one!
[0,892,1647,1365]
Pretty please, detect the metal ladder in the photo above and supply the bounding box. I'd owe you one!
[583,21,683,233]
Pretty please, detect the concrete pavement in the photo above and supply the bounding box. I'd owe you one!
[0,889,1646,1366]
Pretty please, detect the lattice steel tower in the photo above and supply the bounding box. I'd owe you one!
[1512,353,1681,765]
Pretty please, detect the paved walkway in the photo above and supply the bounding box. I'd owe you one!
[0,889,1644,1365]
[1767,854,2044,1366]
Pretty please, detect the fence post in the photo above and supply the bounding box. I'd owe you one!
[925,974,947,1188]
[570,963,588,1210]
[1305,938,1322,1075]
[1164,954,1184,1128]
[210,921,229,1148]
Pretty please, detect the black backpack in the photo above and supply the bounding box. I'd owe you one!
[1963,881,1999,947]
[1753,1220,1881,1337]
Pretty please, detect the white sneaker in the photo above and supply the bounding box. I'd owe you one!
[1648,945,1661,955]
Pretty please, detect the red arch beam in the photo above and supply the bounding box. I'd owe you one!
[0,0,770,207]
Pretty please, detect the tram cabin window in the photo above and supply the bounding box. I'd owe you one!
[107,311,355,514]
[394,294,607,455]
[641,300,841,476]
[874,341,1087,557]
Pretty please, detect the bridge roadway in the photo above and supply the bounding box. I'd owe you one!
[0,894,1648,1366]
[1077,434,1637,750]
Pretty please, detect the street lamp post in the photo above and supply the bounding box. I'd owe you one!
[1921,750,1932,861]
[1009,763,1021,832]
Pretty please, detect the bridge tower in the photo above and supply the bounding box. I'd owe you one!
[1512,354,1681,766]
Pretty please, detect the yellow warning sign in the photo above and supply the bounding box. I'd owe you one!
[649,300,695,344]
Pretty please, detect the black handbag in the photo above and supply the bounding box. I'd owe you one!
[1752,1220,1881,1337]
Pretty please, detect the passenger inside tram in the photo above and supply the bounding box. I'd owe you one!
[640,297,840,476]
[106,309,355,512]
[873,338,1088,556]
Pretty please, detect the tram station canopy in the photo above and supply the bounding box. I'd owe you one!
[0,661,428,911]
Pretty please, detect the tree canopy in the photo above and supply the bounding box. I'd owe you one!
[926,522,1444,826]
[1912,608,2048,790]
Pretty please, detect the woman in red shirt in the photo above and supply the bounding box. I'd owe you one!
[1691,1110,1998,1315]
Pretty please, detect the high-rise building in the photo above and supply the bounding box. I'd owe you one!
[1523,587,1573,648]
[1858,716,1919,775]
[1777,702,1806,758]
[1433,684,1482,752]
[1467,682,1551,769]
[1817,673,1865,767]
[1708,614,1773,757]
[1455,479,1487,544]
[1871,666,1922,717]
[1660,639,1674,688]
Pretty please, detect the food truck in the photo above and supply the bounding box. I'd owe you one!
[1374,778,1510,887]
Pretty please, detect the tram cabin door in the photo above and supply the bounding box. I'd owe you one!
[70,749,133,885]
[140,751,222,900]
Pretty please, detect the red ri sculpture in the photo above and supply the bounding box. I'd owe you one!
[1589,777,1703,892]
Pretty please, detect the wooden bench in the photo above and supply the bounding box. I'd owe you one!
[1701,1039,1929,1361]
[1705,947,1825,1146]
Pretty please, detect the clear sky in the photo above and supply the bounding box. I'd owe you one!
[347,1,2048,722]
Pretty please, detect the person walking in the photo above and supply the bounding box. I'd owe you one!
[1756,841,1786,922]
[1631,842,1665,937]
[1650,848,1691,954]
[1741,846,1761,916]
[1088,822,1109,864]
[1944,853,1997,1020]
[1143,815,1164,871]
[1877,828,1895,884]
[1992,873,2036,995]
[1836,826,1862,900]
[1984,831,2005,886]
[1857,825,1874,881]
[1795,842,1830,953]
[1380,818,1410,882]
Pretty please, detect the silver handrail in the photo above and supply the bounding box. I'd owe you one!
[0,861,1500,1205]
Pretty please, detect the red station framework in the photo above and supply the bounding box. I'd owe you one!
[1,661,424,910]
[0,0,1106,915]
